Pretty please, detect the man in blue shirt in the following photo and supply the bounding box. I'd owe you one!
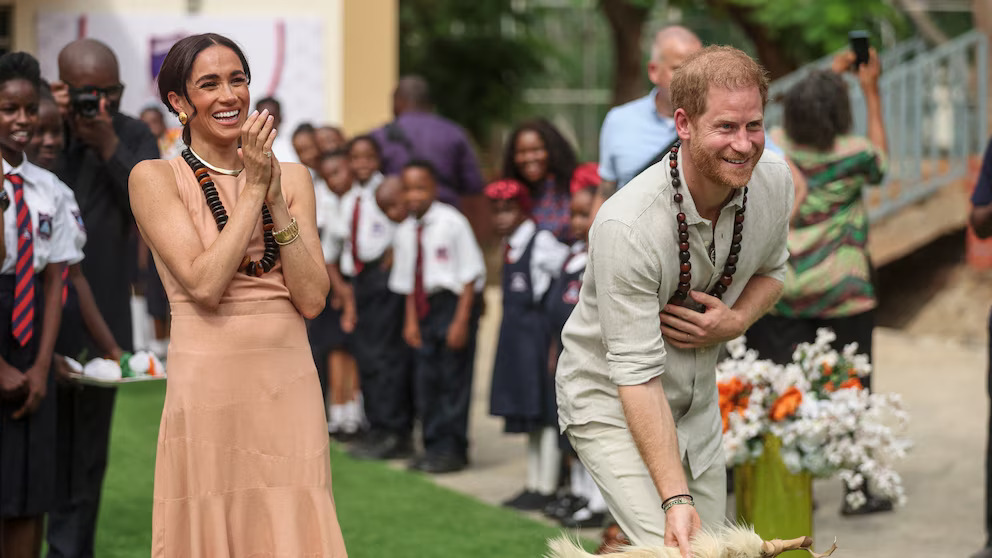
[593,26,701,215]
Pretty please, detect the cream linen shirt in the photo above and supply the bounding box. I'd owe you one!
[555,148,794,479]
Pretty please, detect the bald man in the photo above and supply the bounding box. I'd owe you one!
[48,38,159,558]
[594,26,702,213]
[370,75,484,210]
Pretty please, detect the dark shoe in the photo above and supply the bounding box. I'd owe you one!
[407,454,429,471]
[543,494,587,520]
[970,547,992,558]
[502,489,555,511]
[417,454,467,474]
[596,523,630,554]
[840,494,894,516]
[350,433,413,460]
[346,430,385,457]
[560,506,607,529]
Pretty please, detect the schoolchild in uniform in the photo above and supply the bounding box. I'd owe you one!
[314,149,362,437]
[390,160,485,474]
[485,178,570,510]
[0,52,76,558]
[541,185,609,527]
[27,87,124,370]
[332,136,414,459]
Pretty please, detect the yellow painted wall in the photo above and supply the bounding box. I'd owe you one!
[10,0,396,132]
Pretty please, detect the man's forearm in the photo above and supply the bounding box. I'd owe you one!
[618,378,689,502]
[864,87,888,156]
[731,275,784,331]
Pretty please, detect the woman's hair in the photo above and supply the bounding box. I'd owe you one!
[502,118,578,196]
[0,52,42,94]
[346,134,383,159]
[783,69,852,152]
[157,33,252,145]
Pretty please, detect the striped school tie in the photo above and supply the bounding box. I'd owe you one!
[9,173,34,346]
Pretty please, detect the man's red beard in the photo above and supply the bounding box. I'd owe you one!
[688,140,761,190]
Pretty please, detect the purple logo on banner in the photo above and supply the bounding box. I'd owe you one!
[150,33,187,82]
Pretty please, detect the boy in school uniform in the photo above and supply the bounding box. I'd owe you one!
[332,136,415,460]
[485,178,570,510]
[391,160,485,474]
[316,149,363,437]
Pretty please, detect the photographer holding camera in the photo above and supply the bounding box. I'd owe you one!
[45,38,159,558]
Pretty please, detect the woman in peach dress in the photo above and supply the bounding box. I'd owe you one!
[128,33,347,557]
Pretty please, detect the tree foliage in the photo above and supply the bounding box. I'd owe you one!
[398,1,547,143]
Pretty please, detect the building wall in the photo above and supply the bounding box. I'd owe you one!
[10,0,396,135]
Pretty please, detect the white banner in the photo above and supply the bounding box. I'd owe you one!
[35,12,327,144]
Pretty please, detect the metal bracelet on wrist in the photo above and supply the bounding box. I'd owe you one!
[661,495,695,513]
[273,217,300,246]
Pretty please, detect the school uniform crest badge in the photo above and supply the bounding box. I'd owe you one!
[38,213,53,240]
[509,272,529,293]
[435,247,449,262]
[562,280,581,305]
[72,210,86,232]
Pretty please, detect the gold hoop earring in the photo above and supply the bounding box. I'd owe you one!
[178,111,188,125]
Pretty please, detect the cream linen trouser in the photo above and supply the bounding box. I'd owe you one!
[566,421,727,546]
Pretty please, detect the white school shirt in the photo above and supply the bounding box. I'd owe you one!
[389,201,486,297]
[1,159,78,274]
[332,172,395,277]
[52,180,87,266]
[505,219,570,303]
[311,169,332,239]
[319,188,348,265]
[563,240,587,275]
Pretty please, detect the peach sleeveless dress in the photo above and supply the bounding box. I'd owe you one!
[150,157,347,557]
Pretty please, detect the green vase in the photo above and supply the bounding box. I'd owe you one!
[734,434,813,556]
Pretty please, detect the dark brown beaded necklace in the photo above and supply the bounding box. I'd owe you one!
[182,148,279,277]
[666,141,747,309]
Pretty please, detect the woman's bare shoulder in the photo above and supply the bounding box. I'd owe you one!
[130,158,176,187]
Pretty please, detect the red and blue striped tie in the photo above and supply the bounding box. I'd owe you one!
[9,173,34,346]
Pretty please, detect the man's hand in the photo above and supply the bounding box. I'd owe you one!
[660,291,744,349]
[0,360,27,400]
[446,319,469,350]
[12,364,48,419]
[664,503,701,558]
[50,80,71,120]
[73,97,119,160]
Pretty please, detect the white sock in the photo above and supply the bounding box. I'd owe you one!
[537,426,561,496]
[526,431,541,492]
[328,405,343,431]
[581,466,608,513]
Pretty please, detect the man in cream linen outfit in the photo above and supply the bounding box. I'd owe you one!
[556,46,794,558]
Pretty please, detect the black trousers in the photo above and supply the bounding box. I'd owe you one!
[744,310,875,390]
[414,292,481,459]
[45,384,117,558]
[352,263,413,436]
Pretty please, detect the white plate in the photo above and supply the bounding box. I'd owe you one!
[67,372,166,387]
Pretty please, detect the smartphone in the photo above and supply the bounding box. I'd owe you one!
[849,30,870,69]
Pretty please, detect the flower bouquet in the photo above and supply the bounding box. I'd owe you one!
[718,328,910,535]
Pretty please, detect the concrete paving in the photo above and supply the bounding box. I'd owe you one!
[394,287,990,556]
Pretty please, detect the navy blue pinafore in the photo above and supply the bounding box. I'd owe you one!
[490,233,556,433]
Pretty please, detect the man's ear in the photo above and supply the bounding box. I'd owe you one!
[674,108,691,143]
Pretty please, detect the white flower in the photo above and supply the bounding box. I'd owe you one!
[63,356,83,374]
[844,489,867,510]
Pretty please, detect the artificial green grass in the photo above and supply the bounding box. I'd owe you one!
[94,381,592,557]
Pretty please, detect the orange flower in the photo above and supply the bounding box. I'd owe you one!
[769,387,803,422]
[718,378,750,432]
[839,377,863,390]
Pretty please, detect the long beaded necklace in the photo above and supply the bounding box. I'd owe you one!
[666,141,747,309]
[182,148,279,276]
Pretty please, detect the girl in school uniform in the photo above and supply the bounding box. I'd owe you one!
[316,149,363,438]
[543,185,609,528]
[0,52,77,558]
[486,178,570,511]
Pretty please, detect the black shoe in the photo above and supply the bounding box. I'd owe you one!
[346,430,385,457]
[543,494,588,520]
[840,494,894,516]
[560,506,607,529]
[502,490,555,511]
[417,454,467,474]
[407,454,428,471]
[350,433,414,460]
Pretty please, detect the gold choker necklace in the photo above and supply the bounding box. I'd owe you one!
[187,146,243,176]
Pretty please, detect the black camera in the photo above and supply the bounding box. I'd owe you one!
[69,84,124,118]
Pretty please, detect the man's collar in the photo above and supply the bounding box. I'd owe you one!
[667,147,745,225]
